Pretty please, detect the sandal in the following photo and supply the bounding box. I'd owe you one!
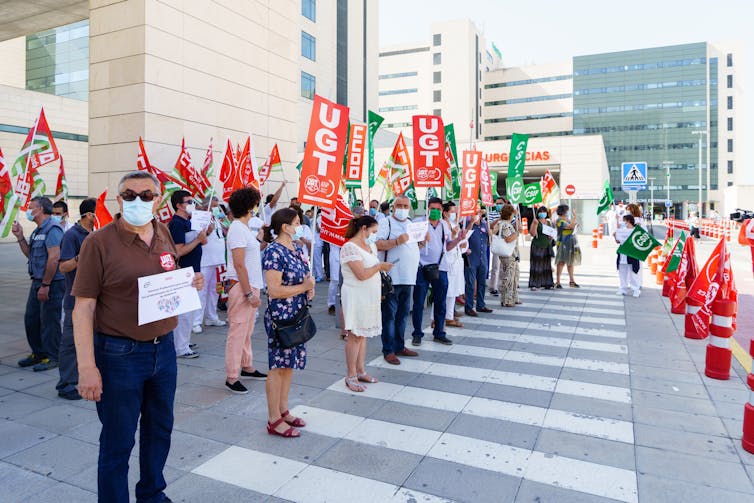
[555,283,563,289]
[569,282,580,288]
[345,376,366,392]
[267,417,300,438]
[357,373,378,383]
[281,410,306,428]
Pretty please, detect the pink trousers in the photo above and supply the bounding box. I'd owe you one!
[225,285,258,380]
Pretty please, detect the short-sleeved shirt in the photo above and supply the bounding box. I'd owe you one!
[376,215,420,285]
[169,214,202,272]
[263,204,275,226]
[72,215,180,341]
[225,220,263,288]
[418,218,450,271]
[60,223,90,310]
[200,217,226,268]
[464,219,489,267]
[28,217,64,281]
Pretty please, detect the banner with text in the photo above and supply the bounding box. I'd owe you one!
[345,124,367,188]
[319,194,353,247]
[412,115,445,188]
[479,159,494,206]
[459,150,482,217]
[507,133,529,178]
[367,111,384,188]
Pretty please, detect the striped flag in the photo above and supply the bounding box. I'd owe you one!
[0,148,21,238]
[54,157,69,202]
[11,108,60,210]
[258,144,282,186]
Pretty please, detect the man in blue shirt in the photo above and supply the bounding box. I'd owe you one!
[11,196,65,371]
[376,195,420,364]
[56,197,96,399]
[169,190,212,358]
[411,197,467,346]
[463,211,493,316]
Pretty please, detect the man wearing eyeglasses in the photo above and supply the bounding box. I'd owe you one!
[168,190,213,358]
[72,171,204,503]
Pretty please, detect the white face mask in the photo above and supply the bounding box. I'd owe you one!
[185,203,195,215]
[365,232,378,244]
[394,208,410,220]
[449,214,457,224]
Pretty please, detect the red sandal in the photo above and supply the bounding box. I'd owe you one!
[267,417,300,438]
[281,410,306,428]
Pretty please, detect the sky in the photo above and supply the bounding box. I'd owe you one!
[379,0,753,145]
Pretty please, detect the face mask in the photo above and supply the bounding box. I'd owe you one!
[26,209,36,222]
[394,208,409,220]
[185,203,195,215]
[428,208,442,221]
[449,214,457,224]
[292,225,305,240]
[212,207,223,218]
[51,215,63,224]
[538,212,547,219]
[495,204,503,211]
[365,232,378,244]
[369,207,377,216]
[122,198,154,226]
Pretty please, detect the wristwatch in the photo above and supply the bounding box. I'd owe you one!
[245,291,255,299]
[41,283,50,287]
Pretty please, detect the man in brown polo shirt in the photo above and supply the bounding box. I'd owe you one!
[73,170,203,503]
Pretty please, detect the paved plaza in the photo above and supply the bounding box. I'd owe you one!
[1,235,753,502]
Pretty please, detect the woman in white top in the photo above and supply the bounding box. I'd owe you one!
[442,201,466,327]
[626,203,645,290]
[340,215,393,392]
[195,196,228,330]
[223,188,267,394]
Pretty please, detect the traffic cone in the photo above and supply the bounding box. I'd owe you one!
[742,374,754,453]
[591,228,598,248]
[684,297,707,339]
[521,217,528,236]
[655,265,664,286]
[704,299,737,380]
[598,226,604,240]
[649,251,658,274]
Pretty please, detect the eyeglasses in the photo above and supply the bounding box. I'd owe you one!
[120,189,159,202]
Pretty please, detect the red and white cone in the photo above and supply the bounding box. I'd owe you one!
[704,299,737,380]
[742,374,754,453]
[684,297,707,339]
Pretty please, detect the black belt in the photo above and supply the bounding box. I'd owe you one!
[98,332,168,345]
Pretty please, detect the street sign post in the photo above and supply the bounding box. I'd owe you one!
[621,162,647,192]
[565,184,576,196]
[665,200,672,208]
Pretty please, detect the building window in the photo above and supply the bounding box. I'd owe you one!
[728,117,733,131]
[433,71,441,84]
[301,31,316,61]
[728,160,733,174]
[301,71,315,99]
[378,88,418,96]
[433,53,441,65]
[379,71,418,80]
[433,109,441,116]
[433,90,441,102]
[727,74,733,88]
[727,96,733,109]
[302,0,316,21]
[728,139,733,152]
[26,20,89,101]
[378,105,418,112]
[433,34,441,46]
[727,53,733,67]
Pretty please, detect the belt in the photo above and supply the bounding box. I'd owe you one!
[98,332,168,345]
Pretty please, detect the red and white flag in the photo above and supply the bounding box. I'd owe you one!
[459,150,482,217]
[319,194,353,247]
[94,189,113,229]
[298,94,350,208]
[173,138,211,199]
[237,136,261,190]
[669,236,698,311]
[412,115,445,188]
[387,132,412,196]
[54,157,68,203]
[12,108,60,210]
[259,144,282,186]
[220,139,242,201]
[738,219,754,247]
[344,125,367,187]
[479,159,494,206]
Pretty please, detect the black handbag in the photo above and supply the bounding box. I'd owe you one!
[271,305,316,349]
[421,263,440,282]
[380,271,394,300]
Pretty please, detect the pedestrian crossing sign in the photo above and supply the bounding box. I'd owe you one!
[621,162,647,191]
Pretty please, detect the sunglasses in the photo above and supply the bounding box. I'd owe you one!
[120,189,159,202]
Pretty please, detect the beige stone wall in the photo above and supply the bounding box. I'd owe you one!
[0,37,26,89]
[88,0,299,206]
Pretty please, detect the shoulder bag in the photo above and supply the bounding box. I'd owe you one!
[271,305,316,349]
[491,222,516,257]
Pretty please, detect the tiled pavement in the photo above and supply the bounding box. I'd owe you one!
[1,238,753,502]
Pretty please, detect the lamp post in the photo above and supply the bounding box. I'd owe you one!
[692,130,707,216]
[648,176,656,234]
[662,160,672,219]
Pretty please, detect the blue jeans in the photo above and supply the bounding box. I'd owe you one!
[464,260,488,310]
[24,279,64,361]
[94,332,177,503]
[56,308,78,394]
[412,269,448,339]
[381,284,412,355]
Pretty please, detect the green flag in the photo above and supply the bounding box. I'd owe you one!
[404,184,419,210]
[444,124,461,199]
[507,133,529,178]
[617,226,662,261]
[367,111,384,188]
[427,187,438,199]
[295,160,302,172]
[489,172,499,198]
[664,232,687,273]
[596,180,614,215]
[506,175,524,204]
[521,182,543,206]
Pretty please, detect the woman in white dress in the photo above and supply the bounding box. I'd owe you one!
[626,203,645,290]
[340,215,394,392]
[442,201,466,327]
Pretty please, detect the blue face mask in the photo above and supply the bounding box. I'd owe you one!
[495,204,503,211]
[292,225,305,240]
[538,212,547,219]
[51,215,63,224]
[26,209,36,222]
[212,207,223,219]
[122,198,154,226]
[369,207,377,216]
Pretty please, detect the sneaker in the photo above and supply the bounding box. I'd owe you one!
[177,350,199,359]
[489,289,500,296]
[241,369,268,379]
[189,343,198,349]
[33,359,58,372]
[433,336,453,346]
[411,337,422,347]
[225,380,248,394]
[204,319,227,327]
[632,290,641,298]
[58,389,82,400]
[18,353,42,367]
[192,325,203,334]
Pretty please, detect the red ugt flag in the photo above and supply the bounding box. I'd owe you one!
[412,115,445,188]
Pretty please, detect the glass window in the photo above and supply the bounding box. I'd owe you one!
[727,96,733,109]
[728,160,733,174]
[727,53,733,67]
[433,90,441,102]
[302,0,316,21]
[301,71,315,99]
[433,53,441,65]
[26,20,89,101]
[728,139,733,152]
[727,74,733,88]
[378,88,418,96]
[433,71,441,84]
[433,34,441,46]
[301,31,315,61]
[728,117,733,131]
[433,109,441,116]
[378,105,418,112]
[379,72,418,80]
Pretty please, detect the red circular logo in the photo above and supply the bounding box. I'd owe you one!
[565,184,576,196]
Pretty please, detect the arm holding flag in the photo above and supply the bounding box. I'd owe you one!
[11,221,30,257]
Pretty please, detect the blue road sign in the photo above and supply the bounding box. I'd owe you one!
[664,200,672,208]
[621,162,647,191]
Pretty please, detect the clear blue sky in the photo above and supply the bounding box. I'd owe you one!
[379,0,753,145]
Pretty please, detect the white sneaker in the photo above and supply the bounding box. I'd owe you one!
[177,350,199,359]
[632,290,641,298]
[192,325,203,334]
[204,319,227,327]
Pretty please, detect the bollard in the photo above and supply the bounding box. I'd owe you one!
[742,374,754,453]
[725,225,731,243]
[704,299,737,380]
[598,226,604,240]
[655,259,664,286]
[684,297,707,339]
[649,251,658,275]
[591,228,598,248]
[521,217,528,236]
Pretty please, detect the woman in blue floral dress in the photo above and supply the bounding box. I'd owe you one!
[262,208,315,438]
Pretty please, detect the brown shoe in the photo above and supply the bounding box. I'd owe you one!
[383,353,401,365]
[477,307,493,313]
[431,320,435,329]
[328,305,336,315]
[464,309,478,317]
[396,348,418,357]
[446,319,464,328]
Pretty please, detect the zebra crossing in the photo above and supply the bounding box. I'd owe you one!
[192,281,639,502]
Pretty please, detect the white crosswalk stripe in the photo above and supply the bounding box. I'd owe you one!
[443,326,628,354]
[475,308,626,326]
[368,357,632,403]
